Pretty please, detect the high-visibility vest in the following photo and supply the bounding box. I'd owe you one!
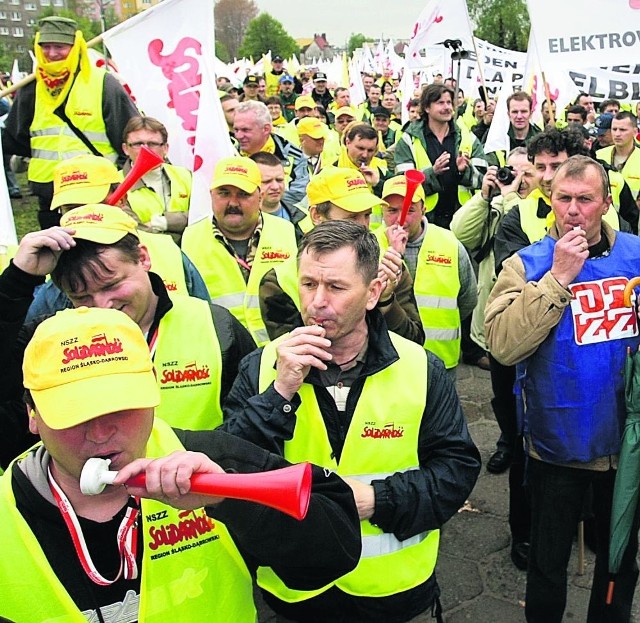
[598,145,640,199]
[139,231,188,297]
[29,68,117,183]
[399,127,476,212]
[0,418,255,622]
[154,295,223,429]
[181,214,298,345]
[256,332,439,601]
[128,164,191,224]
[377,226,461,368]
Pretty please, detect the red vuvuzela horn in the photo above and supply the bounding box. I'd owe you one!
[105,145,164,206]
[398,169,426,226]
[80,458,313,520]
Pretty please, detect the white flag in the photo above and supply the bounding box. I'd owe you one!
[483,82,512,156]
[103,0,234,224]
[404,0,474,71]
[348,58,366,107]
[527,0,640,70]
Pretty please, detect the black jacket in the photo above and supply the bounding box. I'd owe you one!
[221,310,481,622]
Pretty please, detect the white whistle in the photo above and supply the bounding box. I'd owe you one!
[80,457,119,495]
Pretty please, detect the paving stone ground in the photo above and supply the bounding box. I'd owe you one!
[256,362,640,622]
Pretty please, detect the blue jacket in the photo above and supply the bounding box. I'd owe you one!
[519,232,640,462]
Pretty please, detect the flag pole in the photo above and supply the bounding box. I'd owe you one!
[471,37,489,102]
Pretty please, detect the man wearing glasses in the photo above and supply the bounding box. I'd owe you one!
[122,116,192,244]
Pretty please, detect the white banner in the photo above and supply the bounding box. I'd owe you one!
[568,65,640,102]
[459,39,526,99]
[527,0,640,70]
[103,0,234,224]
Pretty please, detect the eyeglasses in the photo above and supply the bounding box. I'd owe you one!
[126,141,165,149]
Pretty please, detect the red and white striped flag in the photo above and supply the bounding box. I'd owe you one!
[102,0,234,224]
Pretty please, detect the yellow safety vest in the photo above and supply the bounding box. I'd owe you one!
[0,244,17,273]
[598,145,640,199]
[154,295,223,429]
[139,230,188,297]
[399,127,476,213]
[181,213,298,345]
[29,68,117,183]
[128,164,192,224]
[377,226,461,368]
[256,333,439,601]
[0,418,255,622]
[265,72,281,98]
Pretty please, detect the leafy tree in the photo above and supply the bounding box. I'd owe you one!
[467,0,530,51]
[215,0,258,60]
[238,13,299,61]
[347,33,374,56]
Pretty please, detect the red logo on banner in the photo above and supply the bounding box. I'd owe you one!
[148,37,204,171]
[569,277,638,345]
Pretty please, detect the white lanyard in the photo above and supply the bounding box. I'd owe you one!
[48,466,140,586]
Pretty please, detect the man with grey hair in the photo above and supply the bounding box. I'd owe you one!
[486,155,640,622]
[232,100,309,204]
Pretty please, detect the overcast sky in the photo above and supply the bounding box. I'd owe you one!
[252,0,432,47]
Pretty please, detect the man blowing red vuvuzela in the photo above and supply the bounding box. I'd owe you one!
[0,306,361,622]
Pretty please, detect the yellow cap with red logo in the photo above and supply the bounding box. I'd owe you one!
[60,204,139,244]
[307,167,387,213]
[210,156,261,194]
[24,307,159,430]
[382,174,426,203]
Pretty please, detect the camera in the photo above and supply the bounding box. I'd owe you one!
[496,166,515,185]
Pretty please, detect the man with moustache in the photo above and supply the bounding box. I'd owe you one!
[181,156,298,346]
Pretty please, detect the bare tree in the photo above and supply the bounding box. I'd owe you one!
[215,0,259,61]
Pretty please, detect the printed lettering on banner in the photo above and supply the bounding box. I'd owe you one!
[569,277,638,345]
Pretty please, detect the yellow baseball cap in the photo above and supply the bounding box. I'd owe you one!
[334,106,356,119]
[51,155,123,210]
[60,204,139,244]
[24,307,160,430]
[307,167,387,213]
[297,117,328,139]
[382,175,426,203]
[295,95,317,110]
[210,156,261,194]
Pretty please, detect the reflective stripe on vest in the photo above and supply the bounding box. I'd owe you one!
[0,419,256,622]
[414,226,460,368]
[29,68,117,183]
[256,332,439,601]
[154,296,223,429]
[128,164,192,224]
[182,213,298,346]
[139,231,189,297]
[400,127,476,212]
